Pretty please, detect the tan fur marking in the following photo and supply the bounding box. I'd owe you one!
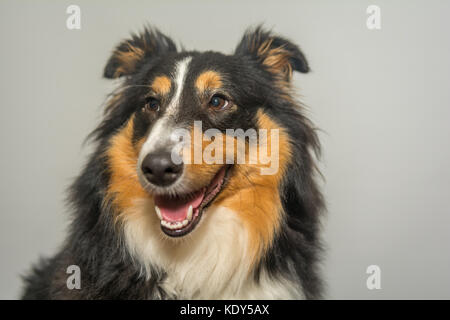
[213,110,292,265]
[195,71,223,93]
[151,76,172,96]
[181,125,224,189]
[179,112,291,264]
[105,115,149,216]
[113,43,145,78]
[257,39,293,80]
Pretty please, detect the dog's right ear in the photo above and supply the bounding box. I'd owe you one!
[103,27,177,79]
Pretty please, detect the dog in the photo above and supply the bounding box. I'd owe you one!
[22,25,324,299]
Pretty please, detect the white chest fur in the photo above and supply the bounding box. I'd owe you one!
[121,199,303,299]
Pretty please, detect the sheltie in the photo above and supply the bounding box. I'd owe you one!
[22,25,324,299]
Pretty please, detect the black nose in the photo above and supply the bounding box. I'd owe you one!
[141,151,183,186]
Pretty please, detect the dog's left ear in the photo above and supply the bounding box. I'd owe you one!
[235,26,309,80]
[104,27,177,79]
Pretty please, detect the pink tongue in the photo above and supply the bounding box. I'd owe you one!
[154,190,204,222]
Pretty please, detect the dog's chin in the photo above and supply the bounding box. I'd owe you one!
[145,166,230,238]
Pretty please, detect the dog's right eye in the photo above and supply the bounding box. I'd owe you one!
[143,97,160,112]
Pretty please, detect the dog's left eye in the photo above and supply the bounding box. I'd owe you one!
[208,95,229,110]
[144,97,160,112]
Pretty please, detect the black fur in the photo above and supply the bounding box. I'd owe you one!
[235,26,310,74]
[22,25,324,299]
[103,27,177,79]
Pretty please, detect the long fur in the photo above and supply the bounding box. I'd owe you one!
[22,25,324,300]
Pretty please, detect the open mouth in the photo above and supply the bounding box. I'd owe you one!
[153,166,229,237]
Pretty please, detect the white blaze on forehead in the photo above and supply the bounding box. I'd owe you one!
[138,56,192,165]
[167,56,192,115]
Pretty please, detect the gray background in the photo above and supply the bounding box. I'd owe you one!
[1,0,449,299]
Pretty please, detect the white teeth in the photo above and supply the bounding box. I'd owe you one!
[155,206,162,220]
[158,206,193,230]
[160,220,186,230]
[187,205,193,221]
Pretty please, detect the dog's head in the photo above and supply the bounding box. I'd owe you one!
[100,26,316,263]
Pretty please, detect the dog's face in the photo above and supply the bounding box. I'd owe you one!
[102,27,310,259]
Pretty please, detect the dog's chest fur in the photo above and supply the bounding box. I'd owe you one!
[122,200,304,299]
